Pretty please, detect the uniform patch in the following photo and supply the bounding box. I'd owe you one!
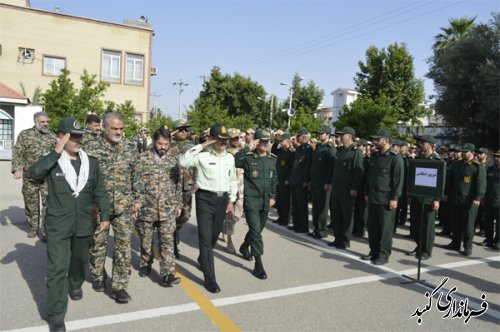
[464,176,471,183]
[251,170,259,178]
[281,160,286,166]
[56,172,65,176]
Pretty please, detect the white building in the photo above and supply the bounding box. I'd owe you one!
[330,88,360,122]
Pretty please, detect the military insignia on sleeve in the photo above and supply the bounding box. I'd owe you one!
[251,170,259,178]
[464,176,471,183]
[281,160,286,166]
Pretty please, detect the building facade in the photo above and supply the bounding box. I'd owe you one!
[0,0,154,123]
[330,88,359,123]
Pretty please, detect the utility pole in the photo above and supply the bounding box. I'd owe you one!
[173,79,189,120]
[150,92,161,118]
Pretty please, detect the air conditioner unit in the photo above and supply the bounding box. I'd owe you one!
[18,47,34,63]
[22,48,33,60]
[151,67,158,76]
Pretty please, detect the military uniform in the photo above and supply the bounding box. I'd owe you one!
[408,147,442,258]
[12,126,56,235]
[329,135,363,248]
[353,147,370,236]
[483,151,500,249]
[27,117,109,328]
[171,138,195,227]
[395,151,411,231]
[83,135,139,293]
[290,130,312,233]
[364,130,404,264]
[310,128,336,238]
[275,137,293,226]
[444,143,486,255]
[135,147,182,283]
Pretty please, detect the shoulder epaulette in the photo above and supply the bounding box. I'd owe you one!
[389,150,398,155]
[269,152,277,158]
[245,151,254,155]
[472,159,481,165]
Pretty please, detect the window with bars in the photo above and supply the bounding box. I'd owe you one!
[0,119,13,149]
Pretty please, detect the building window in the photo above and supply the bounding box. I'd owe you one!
[125,53,144,85]
[43,56,66,76]
[101,50,121,83]
[0,119,13,149]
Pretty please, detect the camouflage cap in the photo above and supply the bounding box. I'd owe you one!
[58,117,88,135]
[172,119,191,130]
[210,123,230,139]
[254,128,271,141]
[227,128,241,138]
[274,129,284,136]
[245,128,255,134]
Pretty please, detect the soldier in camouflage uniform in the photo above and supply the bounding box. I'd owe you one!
[11,111,56,239]
[135,127,183,287]
[83,112,140,303]
[223,128,245,254]
[170,119,195,259]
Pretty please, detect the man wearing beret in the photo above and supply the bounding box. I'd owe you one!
[482,149,500,250]
[290,128,313,233]
[235,129,277,279]
[179,124,238,293]
[443,143,486,256]
[362,129,404,265]
[28,117,110,332]
[406,136,441,260]
[328,127,363,248]
[171,119,195,259]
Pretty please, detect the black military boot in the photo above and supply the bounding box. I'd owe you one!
[174,228,180,259]
[253,256,267,280]
[239,240,253,261]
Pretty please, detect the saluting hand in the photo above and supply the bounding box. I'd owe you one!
[55,133,70,153]
[202,139,217,149]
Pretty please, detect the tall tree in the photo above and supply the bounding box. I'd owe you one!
[338,42,426,137]
[427,14,499,147]
[433,16,476,50]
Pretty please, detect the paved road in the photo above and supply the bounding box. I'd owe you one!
[0,160,499,331]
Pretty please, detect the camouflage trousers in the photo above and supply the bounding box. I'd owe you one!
[176,191,193,228]
[135,219,176,277]
[89,213,132,291]
[22,178,47,233]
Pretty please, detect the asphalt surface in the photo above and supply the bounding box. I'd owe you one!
[0,160,499,331]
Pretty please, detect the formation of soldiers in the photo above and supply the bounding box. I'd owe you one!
[11,112,499,301]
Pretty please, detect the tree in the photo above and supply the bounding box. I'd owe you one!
[188,66,267,132]
[434,16,476,50]
[427,14,499,147]
[143,114,174,136]
[19,82,42,105]
[338,42,426,136]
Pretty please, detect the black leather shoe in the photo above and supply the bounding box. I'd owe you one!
[287,225,295,230]
[239,243,253,261]
[253,267,268,280]
[49,320,66,332]
[373,257,389,265]
[461,250,472,257]
[110,289,131,303]
[306,232,315,237]
[442,242,460,250]
[160,274,181,287]
[327,241,338,247]
[278,220,289,226]
[418,252,431,260]
[139,266,151,277]
[360,254,374,261]
[92,280,105,292]
[69,288,82,301]
[405,248,418,256]
[335,242,347,249]
[204,281,221,293]
[313,232,327,239]
[294,227,309,233]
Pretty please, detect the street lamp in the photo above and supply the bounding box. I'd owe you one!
[257,95,275,129]
[173,79,189,120]
[280,77,304,132]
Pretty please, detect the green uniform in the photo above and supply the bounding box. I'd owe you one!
[329,143,363,246]
[409,153,442,256]
[438,158,455,235]
[395,154,411,231]
[445,159,486,254]
[11,126,56,233]
[83,135,139,291]
[483,163,500,247]
[235,150,277,256]
[290,144,312,232]
[27,150,109,323]
[366,148,404,260]
[353,154,370,236]
[171,139,195,227]
[275,146,293,225]
[311,142,336,237]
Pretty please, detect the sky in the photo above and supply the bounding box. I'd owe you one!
[31,0,498,120]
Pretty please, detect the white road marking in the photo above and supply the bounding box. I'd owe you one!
[5,255,499,332]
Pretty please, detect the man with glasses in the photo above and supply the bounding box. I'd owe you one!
[170,120,195,259]
[83,112,140,303]
[12,111,56,240]
[179,124,237,293]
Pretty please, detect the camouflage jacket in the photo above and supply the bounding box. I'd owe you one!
[171,139,196,191]
[11,127,56,175]
[135,148,182,222]
[83,135,139,216]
